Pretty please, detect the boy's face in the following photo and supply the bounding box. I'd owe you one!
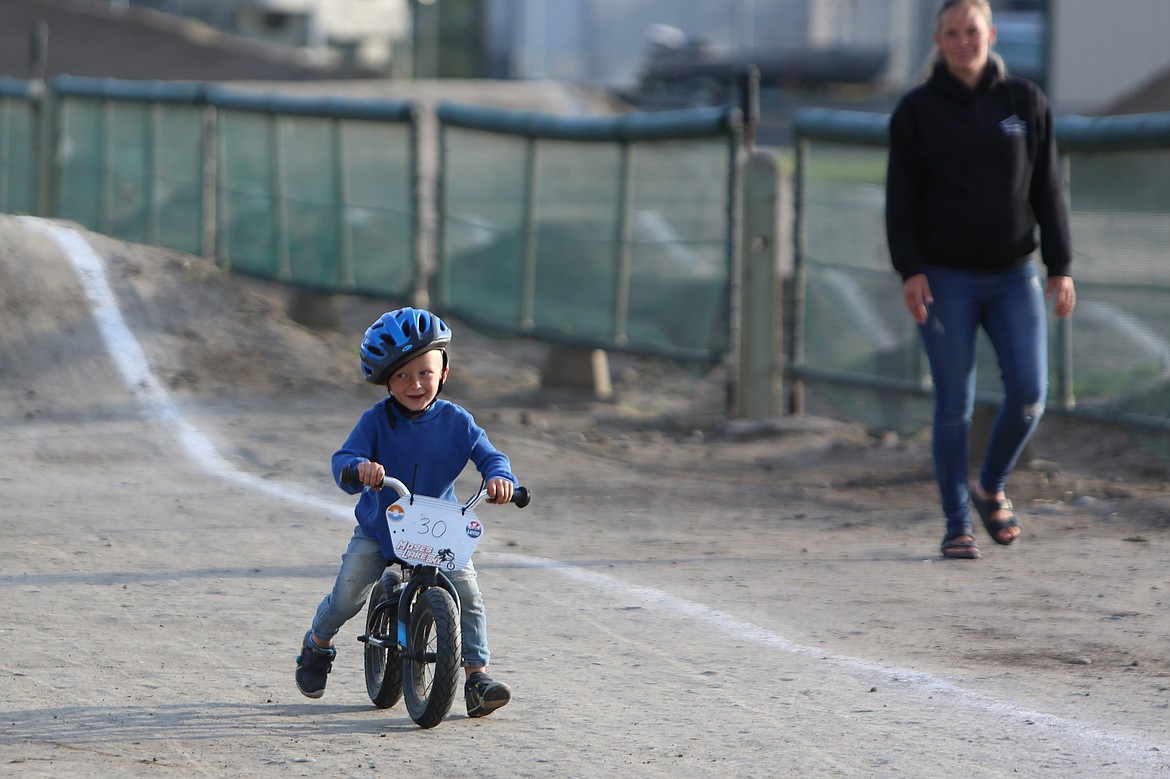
[386,349,447,412]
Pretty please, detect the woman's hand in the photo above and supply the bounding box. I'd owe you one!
[902,274,933,324]
[1047,275,1076,318]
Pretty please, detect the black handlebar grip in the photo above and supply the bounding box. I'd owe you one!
[339,464,361,487]
[512,486,531,509]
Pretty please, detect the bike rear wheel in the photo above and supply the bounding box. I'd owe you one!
[403,586,461,729]
[363,575,403,709]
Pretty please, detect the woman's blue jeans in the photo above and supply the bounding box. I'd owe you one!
[310,525,491,667]
[918,263,1048,539]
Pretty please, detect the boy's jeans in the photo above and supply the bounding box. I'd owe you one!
[918,262,1048,539]
[310,525,491,667]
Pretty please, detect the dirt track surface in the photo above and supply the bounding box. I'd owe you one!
[2,214,1169,777]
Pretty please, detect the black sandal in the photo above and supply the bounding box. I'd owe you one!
[940,535,981,559]
[971,490,1020,546]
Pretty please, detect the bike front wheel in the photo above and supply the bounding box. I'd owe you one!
[403,586,461,729]
[363,575,403,709]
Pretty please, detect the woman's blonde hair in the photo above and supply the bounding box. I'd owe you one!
[918,0,996,81]
[936,0,992,31]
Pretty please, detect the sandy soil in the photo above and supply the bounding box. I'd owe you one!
[2,214,1169,778]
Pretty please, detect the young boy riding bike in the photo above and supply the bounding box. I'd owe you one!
[296,307,517,718]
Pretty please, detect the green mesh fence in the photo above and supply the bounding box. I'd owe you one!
[153,105,206,253]
[6,78,739,365]
[437,106,739,361]
[37,78,420,301]
[1064,149,1170,435]
[797,140,933,431]
[7,78,1166,436]
[794,110,1170,447]
[439,130,528,326]
[215,110,279,278]
[57,99,206,253]
[342,121,417,297]
[214,108,416,298]
[0,90,36,215]
[53,84,206,256]
[53,97,104,230]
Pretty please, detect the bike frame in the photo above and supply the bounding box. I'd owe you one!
[349,465,529,727]
[376,475,492,659]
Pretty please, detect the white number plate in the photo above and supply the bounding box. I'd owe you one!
[384,494,483,571]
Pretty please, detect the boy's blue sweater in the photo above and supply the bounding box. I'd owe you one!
[331,397,515,560]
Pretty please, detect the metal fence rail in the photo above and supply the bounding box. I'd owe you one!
[0,77,40,216]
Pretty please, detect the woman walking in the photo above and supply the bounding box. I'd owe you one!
[885,0,1077,559]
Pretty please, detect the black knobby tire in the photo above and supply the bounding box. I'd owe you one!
[403,586,461,729]
[363,577,403,709]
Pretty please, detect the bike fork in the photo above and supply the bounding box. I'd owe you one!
[396,567,461,656]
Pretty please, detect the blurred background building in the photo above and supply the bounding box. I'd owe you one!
[3,0,1170,117]
[479,0,1170,115]
[126,0,410,72]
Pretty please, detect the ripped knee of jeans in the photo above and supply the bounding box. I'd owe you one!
[1022,402,1045,423]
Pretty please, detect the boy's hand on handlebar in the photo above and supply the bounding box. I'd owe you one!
[357,461,385,490]
[485,477,513,504]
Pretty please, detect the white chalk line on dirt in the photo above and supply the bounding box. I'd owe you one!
[24,216,1164,768]
[18,217,350,521]
[494,554,1167,762]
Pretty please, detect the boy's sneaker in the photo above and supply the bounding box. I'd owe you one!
[465,671,511,718]
[295,631,336,699]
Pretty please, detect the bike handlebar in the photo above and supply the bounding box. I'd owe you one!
[339,465,530,510]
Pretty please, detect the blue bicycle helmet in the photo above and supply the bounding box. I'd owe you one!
[359,307,452,385]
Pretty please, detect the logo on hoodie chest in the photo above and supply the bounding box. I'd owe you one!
[999,114,1027,137]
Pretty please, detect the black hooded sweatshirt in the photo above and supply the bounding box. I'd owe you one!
[885,57,1072,282]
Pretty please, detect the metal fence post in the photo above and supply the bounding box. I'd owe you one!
[789,137,808,415]
[29,23,51,217]
[332,118,353,288]
[270,114,290,280]
[147,102,160,246]
[612,140,634,346]
[0,101,9,213]
[520,136,540,331]
[735,149,782,418]
[409,106,426,308]
[201,103,216,262]
[99,98,112,235]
